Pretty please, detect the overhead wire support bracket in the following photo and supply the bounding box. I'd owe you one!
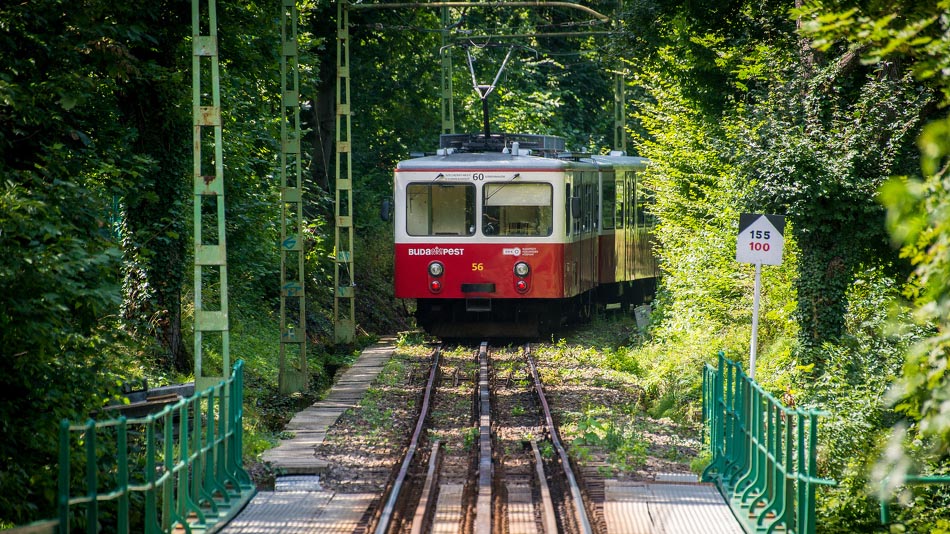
[458,30,613,40]
[346,1,610,22]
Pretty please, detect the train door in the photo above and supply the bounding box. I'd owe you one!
[599,171,617,285]
[625,171,636,279]
[614,177,626,282]
[634,171,658,279]
[565,179,578,297]
[581,172,597,292]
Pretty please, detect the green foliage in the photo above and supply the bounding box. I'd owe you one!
[616,0,946,527]
[735,64,930,353]
[567,405,648,473]
[0,0,187,521]
[802,267,920,530]
[880,119,950,453]
[463,426,480,450]
[795,1,950,527]
[795,0,950,104]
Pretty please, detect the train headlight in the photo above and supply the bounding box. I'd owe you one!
[429,280,442,293]
[515,279,528,293]
[513,261,530,277]
[428,261,444,277]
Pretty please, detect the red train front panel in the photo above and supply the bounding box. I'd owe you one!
[394,242,564,299]
[393,152,589,302]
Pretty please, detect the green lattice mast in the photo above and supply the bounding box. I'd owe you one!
[192,0,230,391]
[334,0,356,343]
[279,0,308,393]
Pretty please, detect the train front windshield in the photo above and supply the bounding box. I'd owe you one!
[407,183,476,236]
[483,183,552,237]
[405,181,553,238]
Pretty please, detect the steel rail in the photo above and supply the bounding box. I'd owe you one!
[409,441,442,534]
[531,439,559,533]
[526,346,594,534]
[474,341,493,534]
[374,346,442,534]
[347,1,611,21]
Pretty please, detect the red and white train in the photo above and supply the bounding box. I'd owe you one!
[392,133,658,338]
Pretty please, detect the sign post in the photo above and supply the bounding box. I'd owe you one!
[736,213,785,379]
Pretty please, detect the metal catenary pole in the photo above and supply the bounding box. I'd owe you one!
[441,5,455,135]
[613,0,626,153]
[334,0,356,343]
[192,0,230,392]
[279,0,308,392]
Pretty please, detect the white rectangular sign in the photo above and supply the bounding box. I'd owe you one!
[736,213,785,265]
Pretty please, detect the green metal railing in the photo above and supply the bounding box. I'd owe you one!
[56,361,255,533]
[702,352,836,534]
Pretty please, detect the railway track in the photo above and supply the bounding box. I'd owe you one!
[369,341,602,534]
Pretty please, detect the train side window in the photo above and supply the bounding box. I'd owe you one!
[482,182,553,237]
[565,182,572,236]
[637,179,656,228]
[406,183,475,236]
[573,186,582,235]
[614,179,624,229]
[625,171,636,228]
[588,178,597,231]
[574,173,595,233]
[602,178,616,230]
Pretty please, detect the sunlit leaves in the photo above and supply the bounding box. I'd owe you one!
[795,0,950,104]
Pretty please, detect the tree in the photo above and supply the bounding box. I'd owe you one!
[797,0,950,451]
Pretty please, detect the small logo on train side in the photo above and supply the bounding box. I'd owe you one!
[408,247,465,256]
[503,247,522,256]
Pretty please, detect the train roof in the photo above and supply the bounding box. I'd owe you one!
[590,154,650,169]
[440,133,566,153]
[395,151,595,172]
[395,133,649,173]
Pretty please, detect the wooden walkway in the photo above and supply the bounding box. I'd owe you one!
[604,474,744,534]
[259,338,396,474]
[220,338,396,533]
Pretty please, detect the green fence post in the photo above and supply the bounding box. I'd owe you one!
[144,417,159,534]
[782,406,796,531]
[228,362,252,489]
[162,410,175,531]
[117,417,130,534]
[83,420,97,534]
[703,363,713,459]
[724,358,731,472]
[204,388,228,508]
[804,411,820,534]
[58,420,70,532]
[702,354,726,482]
[726,360,744,482]
[737,385,761,507]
